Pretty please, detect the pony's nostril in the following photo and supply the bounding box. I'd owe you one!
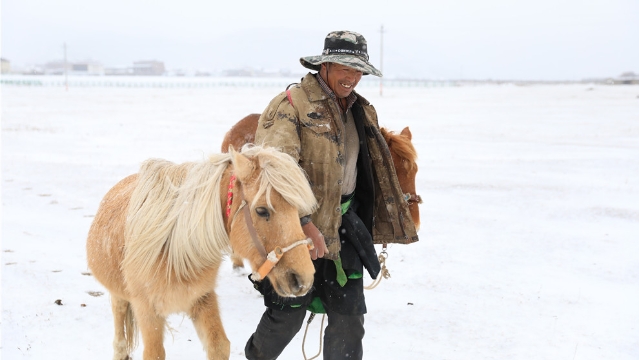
[287,271,307,293]
[288,271,300,290]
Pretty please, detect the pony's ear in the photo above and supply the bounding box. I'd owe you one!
[401,127,412,140]
[232,150,258,184]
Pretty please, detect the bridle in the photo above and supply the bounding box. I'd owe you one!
[403,192,423,205]
[226,172,313,281]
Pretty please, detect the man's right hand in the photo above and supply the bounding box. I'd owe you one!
[302,221,329,260]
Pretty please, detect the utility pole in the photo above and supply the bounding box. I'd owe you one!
[63,43,68,91]
[379,25,385,96]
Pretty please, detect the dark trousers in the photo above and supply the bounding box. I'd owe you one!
[246,197,373,359]
[244,307,364,360]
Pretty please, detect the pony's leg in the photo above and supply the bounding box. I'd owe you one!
[112,296,135,360]
[190,292,230,360]
[130,299,166,360]
[230,252,244,269]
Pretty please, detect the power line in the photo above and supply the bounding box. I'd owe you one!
[379,24,385,96]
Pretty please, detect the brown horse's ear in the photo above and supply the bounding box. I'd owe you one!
[401,127,412,140]
[232,150,258,184]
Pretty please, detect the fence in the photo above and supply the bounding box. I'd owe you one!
[0,75,454,88]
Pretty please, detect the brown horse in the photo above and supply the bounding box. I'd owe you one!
[379,126,421,228]
[86,146,318,360]
[221,114,421,269]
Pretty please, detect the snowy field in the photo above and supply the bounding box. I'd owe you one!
[2,80,638,359]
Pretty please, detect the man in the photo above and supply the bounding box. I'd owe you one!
[245,30,418,360]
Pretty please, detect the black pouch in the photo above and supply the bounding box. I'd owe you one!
[340,207,381,279]
[249,275,314,312]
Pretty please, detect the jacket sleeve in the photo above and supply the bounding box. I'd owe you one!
[255,92,301,162]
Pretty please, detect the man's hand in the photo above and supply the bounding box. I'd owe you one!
[302,221,329,260]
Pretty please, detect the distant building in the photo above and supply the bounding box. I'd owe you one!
[133,60,165,76]
[43,60,67,75]
[70,61,104,76]
[1,58,10,74]
[223,67,255,77]
[613,71,639,85]
[42,60,103,75]
[222,67,293,77]
[105,67,134,76]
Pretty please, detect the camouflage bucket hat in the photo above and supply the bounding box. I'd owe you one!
[300,30,382,77]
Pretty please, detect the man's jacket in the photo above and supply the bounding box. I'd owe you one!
[256,73,418,260]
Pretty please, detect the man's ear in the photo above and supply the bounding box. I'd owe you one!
[320,63,329,77]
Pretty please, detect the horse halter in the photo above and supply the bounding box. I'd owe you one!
[226,172,314,281]
[403,192,423,205]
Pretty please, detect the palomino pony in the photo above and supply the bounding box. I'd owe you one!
[221,114,422,269]
[86,146,318,360]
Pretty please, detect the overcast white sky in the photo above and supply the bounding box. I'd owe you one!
[2,0,638,80]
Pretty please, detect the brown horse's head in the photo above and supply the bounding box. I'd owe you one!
[229,146,317,297]
[220,113,259,153]
[381,127,421,231]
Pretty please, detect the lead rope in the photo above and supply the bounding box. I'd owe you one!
[302,245,392,359]
[365,246,391,290]
[302,313,326,360]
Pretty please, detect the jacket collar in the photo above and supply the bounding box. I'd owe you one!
[301,73,330,102]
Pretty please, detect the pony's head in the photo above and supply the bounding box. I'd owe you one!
[229,146,317,297]
[381,127,421,231]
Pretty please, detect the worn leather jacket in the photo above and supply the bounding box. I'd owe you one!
[256,73,418,259]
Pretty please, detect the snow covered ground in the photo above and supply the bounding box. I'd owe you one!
[2,80,638,359]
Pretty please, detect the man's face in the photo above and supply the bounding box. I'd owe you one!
[321,63,363,98]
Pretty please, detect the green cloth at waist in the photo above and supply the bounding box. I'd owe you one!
[340,193,354,215]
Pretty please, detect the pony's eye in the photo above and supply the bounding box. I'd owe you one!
[255,207,270,220]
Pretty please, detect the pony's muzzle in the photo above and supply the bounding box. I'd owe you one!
[287,270,313,296]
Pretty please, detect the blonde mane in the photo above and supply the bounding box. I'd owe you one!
[123,153,232,283]
[122,146,316,284]
[240,145,317,215]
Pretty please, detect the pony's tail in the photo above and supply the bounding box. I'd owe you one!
[112,297,138,359]
[123,302,138,355]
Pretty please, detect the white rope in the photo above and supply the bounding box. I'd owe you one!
[281,238,313,253]
[301,248,392,358]
[302,313,325,360]
[364,251,391,290]
[251,238,313,281]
